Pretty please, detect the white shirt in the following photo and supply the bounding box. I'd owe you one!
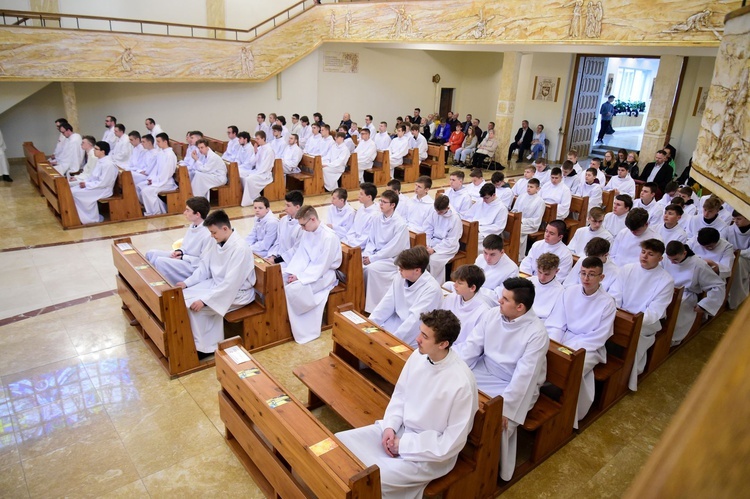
[222,137,242,162]
[529,276,565,321]
[541,181,572,219]
[604,175,636,198]
[406,194,434,233]
[603,211,628,239]
[520,239,574,281]
[610,226,663,267]
[110,134,132,166]
[374,131,392,151]
[342,203,379,250]
[441,293,490,345]
[573,181,603,210]
[329,202,356,240]
[388,135,410,167]
[446,187,474,220]
[409,133,428,162]
[469,198,508,236]
[354,137,377,170]
[634,198,664,226]
[245,211,279,257]
[567,225,614,256]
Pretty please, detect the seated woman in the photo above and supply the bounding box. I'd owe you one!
[615,148,629,170]
[603,150,618,176]
[472,129,499,168]
[528,124,546,161]
[625,151,640,178]
[444,123,465,163]
[453,125,478,166]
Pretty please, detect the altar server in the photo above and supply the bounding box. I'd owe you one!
[322,132,352,191]
[328,188,355,240]
[726,211,750,310]
[110,124,132,167]
[70,141,118,224]
[567,207,613,256]
[540,167,572,219]
[50,123,83,175]
[281,133,304,174]
[388,124,410,178]
[342,183,379,250]
[610,208,662,266]
[512,178,546,260]
[265,190,303,266]
[138,133,177,216]
[441,265,490,345]
[468,183,508,253]
[690,227,736,279]
[424,194,462,284]
[354,127,377,182]
[564,237,619,294]
[603,194,632,237]
[633,182,664,226]
[651,204,688,245]
[406,176,435,232]
[520,220,574,281]
[190,139,227,200]
[573,167,604,209]
[240,131,275,207]
[445,171,474,219]
[244,196,278,257]
[222,125,241,162]
[604,164,636,198]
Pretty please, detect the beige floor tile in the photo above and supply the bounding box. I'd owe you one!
[98,479,150,498]
[0,458,29,498]
[0,412,20,470]
[64,318,139,356]
[22,434,139,498]
[0,282,54,320]
[36,265,112,304]
[179,368,223,433]
[142,443,265,498]
[571,445,652,499]
[0,323,77,377]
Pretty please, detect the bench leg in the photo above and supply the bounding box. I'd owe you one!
[306,390,324,411]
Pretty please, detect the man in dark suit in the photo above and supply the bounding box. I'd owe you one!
[639,150,673,195]
[507,120,533,164]
[446,111,460,132]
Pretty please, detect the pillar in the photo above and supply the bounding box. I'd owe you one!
[206,0,227,40]
[60,82,79,133]
[639,55,684,169]
[494,52,523,163]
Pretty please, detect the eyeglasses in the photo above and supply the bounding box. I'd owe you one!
[379,200,392,205]
[299,219,311,228]
[579,271,602,279]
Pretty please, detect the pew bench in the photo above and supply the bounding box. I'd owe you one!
[446,219,480,272]
[393,148,419,184]
[602,190,615,213]
[204,136,227,154]
[261,159,285,202]
[340,152,359,191]
[564,195,589,244]
[209,161,242,208]
[97,170,142,222]
[294,307,504,499]
[23,141,47,193]
[216,338,381,498]
[504,211,522,265]
[38,163,82,228]
[288,154,324,196]
[409,230,427,248]
[527,203,558,247]
[421,143,446,180]
[158,165,194,214]
[223,255,292,352]
[640,287,683,379]
[325,243,365,322]
[168,139,187,161]
[364,150,391,186]
[112,237,211,378]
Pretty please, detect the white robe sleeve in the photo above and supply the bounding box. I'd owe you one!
[501,325,549,423]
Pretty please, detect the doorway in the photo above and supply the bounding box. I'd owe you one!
[439,88,454,119]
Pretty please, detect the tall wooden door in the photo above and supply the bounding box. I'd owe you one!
[564,56,607,160]
[439,88,454,119]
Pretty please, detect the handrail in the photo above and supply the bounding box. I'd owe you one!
[0,1,318,42]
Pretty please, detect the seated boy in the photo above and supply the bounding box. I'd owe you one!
[70,141,119,224]
[342,182,379,249]
[564,237,619,293]
[610,207,662,266]
[464,168,487,200]
[328,187,355,240]
[633,182,663,226]
[492,171,515,210]
[468,183,508,253]
[369,246,444,347]
[540,167,572,219]
[265,190,303,267]
[603,164,636,198]
[445,170,473,219]
[560,160,581,193]
[177,210,255,359]
[511,165,535,197]
[245,196,279,257]
[567,207,613,256]
[146,196,213,284]
[455,277,548,481]
[689,227,736,279]
[424,195,462,284]
[547,256,616,426]
[603,194,632,237]
[528,252,565,322]
[686,195,729,239]
[386,179,410,219]
[512,178,545,260]
[573,167,603,209]
[726,210,750,309]
[322,132,352,192]
[652,204,688,244]
[336,309,478,499]
[441,265,490,344]
[520,220,574,281]
[406,176,434,232]
[190,138,228,200]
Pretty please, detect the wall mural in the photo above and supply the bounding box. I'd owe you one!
[0,1,737,82]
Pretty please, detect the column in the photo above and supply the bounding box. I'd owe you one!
[639,55,684,169]
[60,82,80,133]
[206,0,227,40]
[494,52,523,163]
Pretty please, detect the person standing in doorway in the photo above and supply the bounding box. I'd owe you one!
[596,95,616,144]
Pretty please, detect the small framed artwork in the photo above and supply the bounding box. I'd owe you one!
[693,87,708,116]
[533,76,561,102]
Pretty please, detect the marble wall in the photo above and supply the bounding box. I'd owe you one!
[0,1,738,82]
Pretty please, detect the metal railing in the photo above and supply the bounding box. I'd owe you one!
[0,1,320,42]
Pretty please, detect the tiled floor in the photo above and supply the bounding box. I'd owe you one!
[0,159,733,497]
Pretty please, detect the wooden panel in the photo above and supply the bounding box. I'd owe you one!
[106,170,143,222]
[341,152,359,191]
[263,159,286,202]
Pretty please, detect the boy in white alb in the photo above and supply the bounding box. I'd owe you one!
[445,171,474,219]
[726,211,750,309]
[336,310,478,499]
[492,172,515,210]
[686,196,729,239]
[652,204,688,245]
[222,126,241,162]
[603,194,632,237]
[240,131,276,207]
[441,265,491,345]
[374,121,392,151]
[564,237,619,294]
[245,196,279,258]
[388,124,410,178]
[511,165,535,198]
[409,124,428,162]
[454,277,548,481]
[342,182,379,250]
[633,182,664,226]
[532,159,551,186]
[354,128,377,182]
[464,169,487,200]
[280,134,304,175]
[328,188,355,240]
[190,138,228,200]
[110,124,132,167]
[70,141,119,224]
[567,207,613,256]
[528,252,565,322]
[540,167,572,219]
[386,179,411,221]
[406,176,434,232]
[369,246,444,347]
[265,190,304,267]
[424,195,462,284]
[468,183,508,253]
[546,256,616,426]
[610,208,663,266]
[283,206,342,344]
[322,132,352,191]
[146,197,213,285]
[573,167,604,209]
[520,220,574,281]
[690,227,736,279]
[604,164,636,198]
[560,161,581,193]
[512,178,546,261]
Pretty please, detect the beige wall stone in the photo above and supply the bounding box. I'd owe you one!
[494,52,522,163]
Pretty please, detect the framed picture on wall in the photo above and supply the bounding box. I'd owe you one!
[533,76,561,102]
[693,87,707,116]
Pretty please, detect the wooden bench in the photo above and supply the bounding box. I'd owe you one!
[294,307,504,499]
[158,165,194,214]
[38,162,82,228]
[601,190,615,213]
[23,141,47,193]
[224,255,292,352]
[364,150,391,186]
[112,237,210,378]
[446,219,480,271]
[340,152,359,191]
[216,338,381,498]
[527,203,558,246]
[325,243,365,322]
[409,230,427,248]
[564,195,589,244]
[261,159,286,202]
[209,161,242,208]
[504,211,522,265]
[97,170,142,222]
[168,139,187,161]
[640,287,683,379]
[579,309,644,429]
[421,143,446,180]
[204,136,227,154]
[394,148,419,184]
[288,154,324,196]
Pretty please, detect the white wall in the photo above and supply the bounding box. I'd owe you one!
[58,0,207,25]
[225,0,304,30]
[669,56,716,174]
[0,83,65,157]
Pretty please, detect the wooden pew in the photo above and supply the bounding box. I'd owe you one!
[564,195,589,244]
[216,338,381,498]
[394,148,419,183]
[527,203,558,246]
[364,150,391,186]
[23,141,47,193]
[446,220,480,271]
[340,152,359,191]
[601,189,615,213]
[579,309,644,428]
[204,136,227,154]
[158,165,194,214]
[38,163,82,228]
[294,307,504,499]
[421,143,446,180]
[210,161,242,208]
[169,139,187,161]
[288,154,324,196]
[409,230,427,248]
[261,159,286,202]
[97,170,143,222]
[325,243,365,322]
[224,256,292,352]
[640,287,684,379]
[112,237,210,378]
[504,211,522,265]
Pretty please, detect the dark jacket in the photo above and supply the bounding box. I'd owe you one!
[639,162,672,192]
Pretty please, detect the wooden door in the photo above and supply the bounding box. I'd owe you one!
[564,56,607,160]
[439,88,454,119]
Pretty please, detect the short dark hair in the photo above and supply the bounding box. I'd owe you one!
[128,130,141,140]
[483,234,504,250]
[114,123,126,133]
[255,130,266,141]
[292,113,299,119]
[395,246,430,272]
[277,116,286,126]
[301,115,309,124]
[258,113,266,119]
[451,170,465,180]
[643,182,658,194]
[142,134,154,145]
[664,181,679,193]
[387,179,402,192]
[227,125,239,134]
[664,204,684,216]
[253,196,270,208]
[55,118,68,125]
[285,190,304,206]
[313,112,323,121]
[156,132,169,142]
[491,171,505,183]
[502,277,535,311]
[479,183,496,198]
[332,187,348,200]
[697,227,721,246]
[528,178,541,187]
[381,189,399,207]
[360,182,377,200]
[204,209,231,229]
[616,194,634,209]
[272,124,283,132]
[420,309,461,347]
[470,168,484,179]
[665,240,687,257]
[410,124,420,132]
[416,175,432,189]
[537,252,560,271]
[640,238,665,254]
[60,122,73,132]
[82,135,96,146]
[451,264,485,290]
[296,205,318,221]
[434,194,449,211]
[625,208,649,231]
[186,196,211,219]
[196,138,209,148]
[145,118,155,125]
[550,167,562,176]
[547,219,567,238]
[586,167,598,176]
[581,256,604,271]
[238,131,251,141]
[107,115,117,123]
[95,141,110,155]
[584,237,610,257]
